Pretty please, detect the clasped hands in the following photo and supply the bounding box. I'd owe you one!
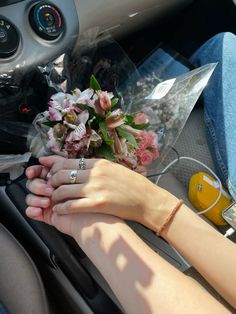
[25,155,178,237]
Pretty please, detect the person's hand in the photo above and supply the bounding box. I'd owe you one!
[25,156,80,236]
[25,155,65,220]
[40,156,178,232]
[25,156,125,238]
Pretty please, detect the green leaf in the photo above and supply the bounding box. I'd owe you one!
[43,121,62,127]
[76,103,88,111]
[90,75,101,91]
[125,114,149,130]
[96,144,116,161]
[116,127,138,148]
[111,97,119,107]
[99,121,114,145]
[125,114,134,125]
[76,103,96,117]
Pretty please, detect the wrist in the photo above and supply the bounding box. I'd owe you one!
[141,184,180,233]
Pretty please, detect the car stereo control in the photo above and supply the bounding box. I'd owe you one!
[0,19,19,58]
[29,2,64,40]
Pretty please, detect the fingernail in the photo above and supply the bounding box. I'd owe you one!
[32,208,41,214]
[52,206,56,212]
[26,207,41,217]
[41,199,50,206]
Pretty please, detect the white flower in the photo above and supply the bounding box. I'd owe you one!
[78,110,89,124]
[49,92,74,112]
[72,88,94,105]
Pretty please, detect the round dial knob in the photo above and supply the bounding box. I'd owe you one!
[29,2,64,40]
[0,19,19,58]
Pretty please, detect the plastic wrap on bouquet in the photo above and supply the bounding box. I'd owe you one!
[28,31,216,175]
[64,29,138,94]
[118,63,217,175]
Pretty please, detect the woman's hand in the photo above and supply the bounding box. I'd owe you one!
[39,156,178,232]
[25,155,64,220]
[25,156,83,236]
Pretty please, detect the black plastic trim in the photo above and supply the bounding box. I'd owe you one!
[0,0,24,7]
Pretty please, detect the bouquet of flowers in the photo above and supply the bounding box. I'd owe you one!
[40,75,159,174]
[29,33,216,178]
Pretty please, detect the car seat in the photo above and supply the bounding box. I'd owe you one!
[0,224,49,314]
[163,106,215,187]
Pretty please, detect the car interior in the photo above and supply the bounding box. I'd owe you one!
[0,0,236,313]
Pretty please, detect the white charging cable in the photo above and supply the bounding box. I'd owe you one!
[224,227,235,238]
[155,156,223,215]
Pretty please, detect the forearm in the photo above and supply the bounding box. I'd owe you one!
[72,213,228,314]
[161,201,236,308]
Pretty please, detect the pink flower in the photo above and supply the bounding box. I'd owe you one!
[49,89,94,116]
[137,132,149,150]
[48,107,62,121]
[98,91,112,111]
[134,113,149,125]
[47,129,64,155]
[138,131,158,150]
[65,123,87,142]
[94,91,113,116]
[113,130,123,155]
[65,137,89,154]
[49,92,73,111]
[73,88,94,105]
[119,125,141,137]
[78,110,89,124]
[87,130,102,148]
[43,84,159,169]
[106,109,125,129]
[64,110,89,142]
[138,149,153,166]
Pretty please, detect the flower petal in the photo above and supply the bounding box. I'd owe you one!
[66,123,86,142]
[78,110,89,125]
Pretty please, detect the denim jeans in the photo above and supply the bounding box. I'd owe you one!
[0,304,8,314]
[190,32,236,200]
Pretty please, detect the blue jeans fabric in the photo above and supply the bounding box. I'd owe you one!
[190,32,236,200]
[0,304,8,314]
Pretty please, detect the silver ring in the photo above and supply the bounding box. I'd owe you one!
[78,157,86,170]
[69,170,78,184]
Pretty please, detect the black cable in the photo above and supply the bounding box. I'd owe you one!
[147,147,180,178]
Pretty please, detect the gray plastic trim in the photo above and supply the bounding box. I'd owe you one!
[0,0,79,73]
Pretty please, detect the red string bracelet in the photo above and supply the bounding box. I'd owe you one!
[156,199,184,236]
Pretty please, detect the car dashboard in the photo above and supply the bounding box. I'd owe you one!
[0,0,79,75]
[0,0,193,73]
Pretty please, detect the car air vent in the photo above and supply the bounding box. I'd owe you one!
[0,18,19,58]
